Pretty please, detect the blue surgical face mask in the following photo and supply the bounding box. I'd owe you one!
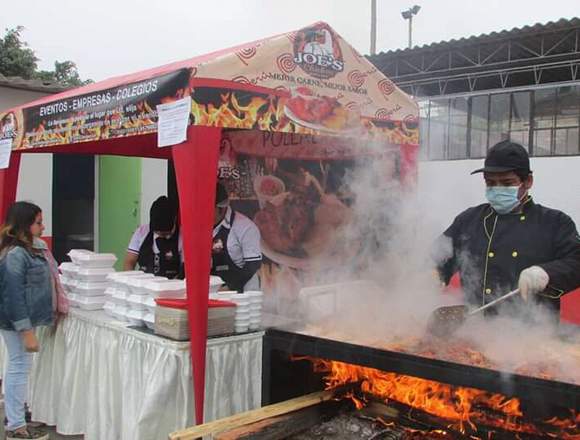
[485,186,521,214]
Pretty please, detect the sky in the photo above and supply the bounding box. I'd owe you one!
[1,0,578,82]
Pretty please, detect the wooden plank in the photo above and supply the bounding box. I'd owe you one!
[168,389,337,440]
[214,405,323,440]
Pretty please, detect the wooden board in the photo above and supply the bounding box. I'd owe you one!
[168,390,337,440]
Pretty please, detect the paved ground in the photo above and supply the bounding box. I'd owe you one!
[0,399,83,440]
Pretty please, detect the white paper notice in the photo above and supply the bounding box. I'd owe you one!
[157,96,192,148]
[0,138,12,169]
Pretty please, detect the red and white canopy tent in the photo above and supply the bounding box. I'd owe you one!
[0,22,419,425]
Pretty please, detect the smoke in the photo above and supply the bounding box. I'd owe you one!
[265,138,580,386]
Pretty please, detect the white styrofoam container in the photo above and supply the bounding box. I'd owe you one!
[246,291,264,304]
[104,301,115,317]
[126,275,161,295]
[106,270,144,281]
[235,311,251,320]
[59,276,74,292]
[76,281,110,297]
[234,323,249,333]
[77,267,116,283]
[209,276,224,293]
[68,293,79,308]
[59,262,80,279]
[77,295,107,311]
[142,279,186,299]
[143,296,157,314]
[127,294,146,311]
[72,251,118,268]
[126,309,146,327]
[143,313,155,330]
[111,289,128,306]
[104,286,117,297]
[113,304,128,322]
[67,249,94,265]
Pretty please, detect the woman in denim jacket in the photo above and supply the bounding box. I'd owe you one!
[0,202,57,440]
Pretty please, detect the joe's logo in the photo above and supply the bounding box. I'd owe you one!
[293,24,344,79]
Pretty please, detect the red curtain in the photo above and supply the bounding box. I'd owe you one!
[172,126,221,424]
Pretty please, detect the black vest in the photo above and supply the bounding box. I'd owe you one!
[137,227,181,279]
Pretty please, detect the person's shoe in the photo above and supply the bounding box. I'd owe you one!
[5,426,49,440]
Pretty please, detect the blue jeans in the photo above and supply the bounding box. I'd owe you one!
[1,330,33,431]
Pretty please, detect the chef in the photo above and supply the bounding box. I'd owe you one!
[434,140,580,319]
[212,182,262,292]
[123,196,182,279]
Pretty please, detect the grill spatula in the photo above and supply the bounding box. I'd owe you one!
[426,289,520,337]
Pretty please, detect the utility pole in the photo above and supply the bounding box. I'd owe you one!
[401,5,421,49]
[370,0,377,55]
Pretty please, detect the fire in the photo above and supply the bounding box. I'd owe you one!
[310,358,580,438]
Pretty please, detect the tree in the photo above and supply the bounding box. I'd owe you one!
[0,26,92,87]
[0,26,38,79]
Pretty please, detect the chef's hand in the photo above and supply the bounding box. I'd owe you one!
[518,266,549,302]
[21,330,40,352]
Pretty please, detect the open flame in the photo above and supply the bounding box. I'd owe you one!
[309,358,580,438]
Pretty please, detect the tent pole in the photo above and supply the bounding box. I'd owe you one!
[0,152,22,222]
[172,126,221,425]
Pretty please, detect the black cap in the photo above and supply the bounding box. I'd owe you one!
[215,182,229,207]
[471,140,531,175]
[150,196,177,231]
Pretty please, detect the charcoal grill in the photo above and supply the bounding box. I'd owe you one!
[262,328,580,412]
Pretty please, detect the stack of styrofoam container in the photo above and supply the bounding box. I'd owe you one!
[228,293,251,333]
[125,275,169,326]
[246,291,264,330]
[65,250,117,310]
[110,273,155,323]
[143,279,186,329]
[58,262,79,307]
[103,271,145,317]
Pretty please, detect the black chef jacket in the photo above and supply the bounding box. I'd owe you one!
[435,197,580,316]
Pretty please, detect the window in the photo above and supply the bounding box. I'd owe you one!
[509,92,530,150]
[554,85,580,155]
[488,94,510,148]
[448,97,469,159]
[418,100,430,160]
[470,95,489,158]
[428,99,449,160]
[533,88,556,156]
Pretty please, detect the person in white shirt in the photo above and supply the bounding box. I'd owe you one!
[212,183,262,292]
[123,196,182,279]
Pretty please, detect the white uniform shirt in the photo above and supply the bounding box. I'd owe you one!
[212,207,262,268]
[127,224,183,257]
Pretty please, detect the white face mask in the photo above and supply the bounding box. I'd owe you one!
[485,186,522,214]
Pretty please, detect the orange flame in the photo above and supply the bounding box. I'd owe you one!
[310,358,580,438]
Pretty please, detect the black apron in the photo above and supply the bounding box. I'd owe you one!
[211,211,244,292]
[137,227,181,279]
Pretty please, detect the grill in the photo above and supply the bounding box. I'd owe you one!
[262,328,580,412]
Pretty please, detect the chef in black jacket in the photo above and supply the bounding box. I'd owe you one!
[212,182,262,292]
[434,140,580,318]
[123,196,182,279]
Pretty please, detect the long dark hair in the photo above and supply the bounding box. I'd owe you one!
[0,201,42,253]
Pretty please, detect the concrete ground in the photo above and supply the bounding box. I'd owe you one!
[0,398,83,440]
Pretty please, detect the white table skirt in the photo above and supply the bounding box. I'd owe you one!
[0,309,263,440]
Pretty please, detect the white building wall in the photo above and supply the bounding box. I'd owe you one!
[140,158,168,224]
[417,156,580,236]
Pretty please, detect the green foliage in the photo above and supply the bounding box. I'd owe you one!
[0,26,92,87]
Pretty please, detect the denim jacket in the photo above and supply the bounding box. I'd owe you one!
[0,239,54,331]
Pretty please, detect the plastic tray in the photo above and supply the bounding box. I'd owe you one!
[76,281,110,297]
[77,295,106,311]
[142,279,186,298]
[77,267,115,282]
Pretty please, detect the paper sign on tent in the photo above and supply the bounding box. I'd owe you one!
[0,138,12,169]
[157,96,192,147]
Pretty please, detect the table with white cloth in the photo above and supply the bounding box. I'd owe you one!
[0,309,264,440]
